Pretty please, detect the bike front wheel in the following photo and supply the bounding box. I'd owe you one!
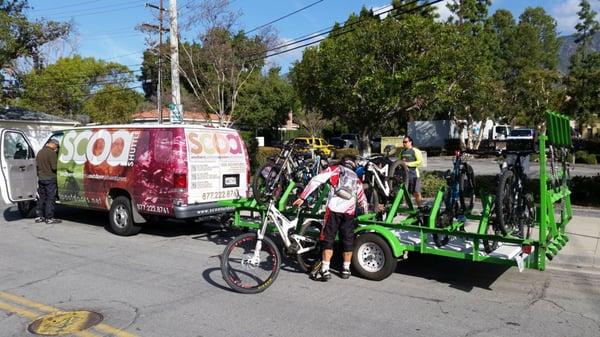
[221,233,281,294]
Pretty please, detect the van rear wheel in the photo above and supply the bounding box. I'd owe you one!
[17,200,37,218]
[109,196,142,236]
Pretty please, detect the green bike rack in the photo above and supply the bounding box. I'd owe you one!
[224,112,573,275]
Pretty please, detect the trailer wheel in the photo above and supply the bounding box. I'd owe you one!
[108,196,142,236]
[352,233,397,281]
[17,200,37,218]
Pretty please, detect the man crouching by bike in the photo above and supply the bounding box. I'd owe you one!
[293,156,368,281]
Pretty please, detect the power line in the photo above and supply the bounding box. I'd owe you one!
[37,4,144,20]
[251,0,442,62]
[29,0,111,12]
[246,0,325,34]
[30,0,145,15]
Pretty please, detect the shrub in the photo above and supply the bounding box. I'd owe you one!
[255,147,281,170]
[420,172,446,198]
[570,174,600,206]
[575,150,597,164]
[334,147,359,158]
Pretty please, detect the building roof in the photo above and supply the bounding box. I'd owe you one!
[1,106,78,123]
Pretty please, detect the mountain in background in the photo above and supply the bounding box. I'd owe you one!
[558,31,600,74]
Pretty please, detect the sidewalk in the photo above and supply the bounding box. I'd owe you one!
[549,215,600,273]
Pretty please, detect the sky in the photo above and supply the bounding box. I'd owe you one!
[25,0,600,77]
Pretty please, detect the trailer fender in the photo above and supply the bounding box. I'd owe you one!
[355,225,407,258]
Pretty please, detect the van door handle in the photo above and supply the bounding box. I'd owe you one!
[18,165,27,171]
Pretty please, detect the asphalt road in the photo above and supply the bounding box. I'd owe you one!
[423,156,599,177]
[1,205,599,337]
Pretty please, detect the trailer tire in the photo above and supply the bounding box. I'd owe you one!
[108,196,142,236]
[17,200,37,218]
[352,233,397,281]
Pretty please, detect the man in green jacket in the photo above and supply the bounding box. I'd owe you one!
[35,138,61,224]
[400,136,423,207]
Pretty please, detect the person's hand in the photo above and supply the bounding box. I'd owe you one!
[376,203,385,213]
[292,198,305,208]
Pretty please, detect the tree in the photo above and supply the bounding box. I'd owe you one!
[172,0,273,127]
[20,56,135,120]
[291,9,448,153]
[0,0,71,76]
[82,85,143,124]
[564,0,600,129]
[235,67,296,131]
[295,108,332,138]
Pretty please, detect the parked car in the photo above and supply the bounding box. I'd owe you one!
[340,133,360,148]
[370,136,381,153]
[328,137,347,149]
[291,137,335,156]
[0,125,250,236]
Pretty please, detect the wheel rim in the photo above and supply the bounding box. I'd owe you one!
[113,205,129,229]
[357,242,385,273]
[223,236,278,291]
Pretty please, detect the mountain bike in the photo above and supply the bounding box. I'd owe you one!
[432,150,475,247]
[483,150,536,253]
[220,196,323,294]
[252,143,308,204]
[357,145,408,217]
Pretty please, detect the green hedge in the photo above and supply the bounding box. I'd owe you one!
[334,147,359,158]
[420,173,446,198]
[575,150,598,164]
[255,147,281,172]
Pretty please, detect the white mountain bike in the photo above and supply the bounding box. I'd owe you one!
[220,198,323,294]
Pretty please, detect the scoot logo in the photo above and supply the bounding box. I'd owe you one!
[187,131,243,156]
[59,129,136,166]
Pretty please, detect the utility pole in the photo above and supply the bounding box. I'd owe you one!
[144,1,167,124]
[169,0,183,123]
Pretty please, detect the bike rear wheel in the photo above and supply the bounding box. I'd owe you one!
[388,160,408,199]
[495,170,517,236]
[432,188,452,247]
[459,163,475,213]
[295,221,323,273]
[221,233,281,294]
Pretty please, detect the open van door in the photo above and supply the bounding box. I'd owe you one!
[0,129,38,217]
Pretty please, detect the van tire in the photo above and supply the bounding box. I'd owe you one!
[17,200,37,218]
[109,196,142,236]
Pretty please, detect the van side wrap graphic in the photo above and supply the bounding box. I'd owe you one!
[187,131,243,157]
[59,129,140,166]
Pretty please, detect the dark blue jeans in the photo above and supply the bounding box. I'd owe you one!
[37,178,57,219]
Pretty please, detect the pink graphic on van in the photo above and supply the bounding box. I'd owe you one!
[187,130,244,157]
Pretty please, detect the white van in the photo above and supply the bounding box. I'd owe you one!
[0,125,250,235]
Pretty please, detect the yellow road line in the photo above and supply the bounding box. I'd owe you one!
[95,323,139,337]
[0,290,57,312]
[0,291,138,337]
[0,301,100,337]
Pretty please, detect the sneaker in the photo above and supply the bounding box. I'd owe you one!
[34,217,45,223]
[45,218,62,224]
[311,269,331,282]
[340,268,351,279]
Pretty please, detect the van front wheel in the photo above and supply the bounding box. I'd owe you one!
[109,196,142,236]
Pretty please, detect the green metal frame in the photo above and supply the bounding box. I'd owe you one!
[224,112,573,271]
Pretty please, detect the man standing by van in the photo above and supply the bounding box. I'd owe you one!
[401,136,423,208]
[35,139,61,224]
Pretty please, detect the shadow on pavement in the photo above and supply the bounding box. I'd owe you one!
[395,253,511,292]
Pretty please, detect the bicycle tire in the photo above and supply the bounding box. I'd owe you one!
[495,170,516,236]
[295,220,323,273]
[388,160,408,199]
[459,163,475,213]
[518,193,536,239]
[221,233,281,294]
[432,188,452,247]
[252,162,285,204]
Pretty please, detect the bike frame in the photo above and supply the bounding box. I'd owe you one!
[250,199,322,264]
[365,160,392,198]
